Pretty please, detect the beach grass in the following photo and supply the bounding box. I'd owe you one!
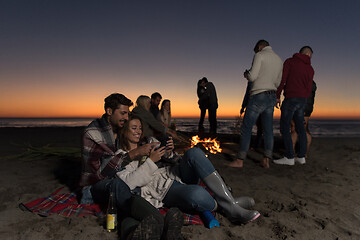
[4,144,81,160]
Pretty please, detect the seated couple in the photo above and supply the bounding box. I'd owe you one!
[79,93,183,240]
[79,93,259,240]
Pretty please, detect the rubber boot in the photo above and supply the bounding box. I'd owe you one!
[203,171,260,224]
[130,214,163,240]
[214,196,255,210]
[234,196,255,209]
[129,196,164,240]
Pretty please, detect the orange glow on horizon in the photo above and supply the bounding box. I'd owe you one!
[1,107,359,120]
[1,92,360,120]
[1,82,359,120]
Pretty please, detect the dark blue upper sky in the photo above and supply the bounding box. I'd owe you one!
[1,0,359,118]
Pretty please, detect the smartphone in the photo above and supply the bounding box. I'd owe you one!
[155,135,169,150]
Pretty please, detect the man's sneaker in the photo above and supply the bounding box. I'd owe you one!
[295,157,306,165]
[273,157,295,166]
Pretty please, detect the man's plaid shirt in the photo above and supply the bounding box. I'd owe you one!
[79,115,132,187]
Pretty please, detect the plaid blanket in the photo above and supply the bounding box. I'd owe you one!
[20,187,204,225]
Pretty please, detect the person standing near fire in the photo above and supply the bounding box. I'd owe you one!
[197,77,218,136]
[274,46,315,166]
[227,40,283,168]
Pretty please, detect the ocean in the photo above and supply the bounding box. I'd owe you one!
[0,117,359,138]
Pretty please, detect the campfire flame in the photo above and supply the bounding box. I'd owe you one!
[190,135,222,154]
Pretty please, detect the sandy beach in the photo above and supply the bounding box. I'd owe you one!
[0,127,359,240]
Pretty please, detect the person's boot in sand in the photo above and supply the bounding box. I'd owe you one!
[234,196,255,209]
[162,207,183,240]
[121,195,164,240]
[129,214,164,240]
[203,171,260,224]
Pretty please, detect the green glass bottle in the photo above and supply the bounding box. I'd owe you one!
[106,191,117,232]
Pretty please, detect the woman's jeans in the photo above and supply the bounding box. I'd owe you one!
[280,98,307,158]
[237,92,276,160]
[163,147,216,212]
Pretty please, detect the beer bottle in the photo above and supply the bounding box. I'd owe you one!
[106,191,117,232]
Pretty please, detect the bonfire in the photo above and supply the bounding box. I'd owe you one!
[190,135,222,154]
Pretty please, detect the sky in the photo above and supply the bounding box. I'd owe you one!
[1,0,360,119]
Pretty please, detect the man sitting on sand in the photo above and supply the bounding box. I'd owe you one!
[78,93,183,239]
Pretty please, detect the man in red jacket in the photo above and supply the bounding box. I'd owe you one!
[274,46,314,166]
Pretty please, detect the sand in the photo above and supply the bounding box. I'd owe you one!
[0,127,359,240]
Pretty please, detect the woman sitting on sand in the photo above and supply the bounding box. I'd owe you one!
[157,99,172,128]
[115,115,260,224]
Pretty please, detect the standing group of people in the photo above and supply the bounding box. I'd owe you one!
[225,40,315,168]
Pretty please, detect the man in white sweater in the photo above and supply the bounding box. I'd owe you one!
[227,40,283,168]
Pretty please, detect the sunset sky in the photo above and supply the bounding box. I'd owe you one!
[1,1,359,119]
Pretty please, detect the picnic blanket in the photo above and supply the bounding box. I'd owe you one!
[19,187,204,225]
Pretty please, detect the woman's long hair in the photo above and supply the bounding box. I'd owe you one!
[119,115,144,151]
[197,79,204,98]
[160,99,171,115]
[159,99,171,127]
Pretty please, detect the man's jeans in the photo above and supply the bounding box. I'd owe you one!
[280,98,307,159]
[237,92,276,160]
[208,105,217,134]
[90,178,133,216]
[163,147,216,212]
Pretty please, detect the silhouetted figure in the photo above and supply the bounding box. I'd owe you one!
[198,77,218,136]
[197,79,209,133]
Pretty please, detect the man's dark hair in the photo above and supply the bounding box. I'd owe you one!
[201,77,208,83]
[299,46,313,55]
[254,39,269,52]
[104,93,133,112]
[151,92,162,100]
